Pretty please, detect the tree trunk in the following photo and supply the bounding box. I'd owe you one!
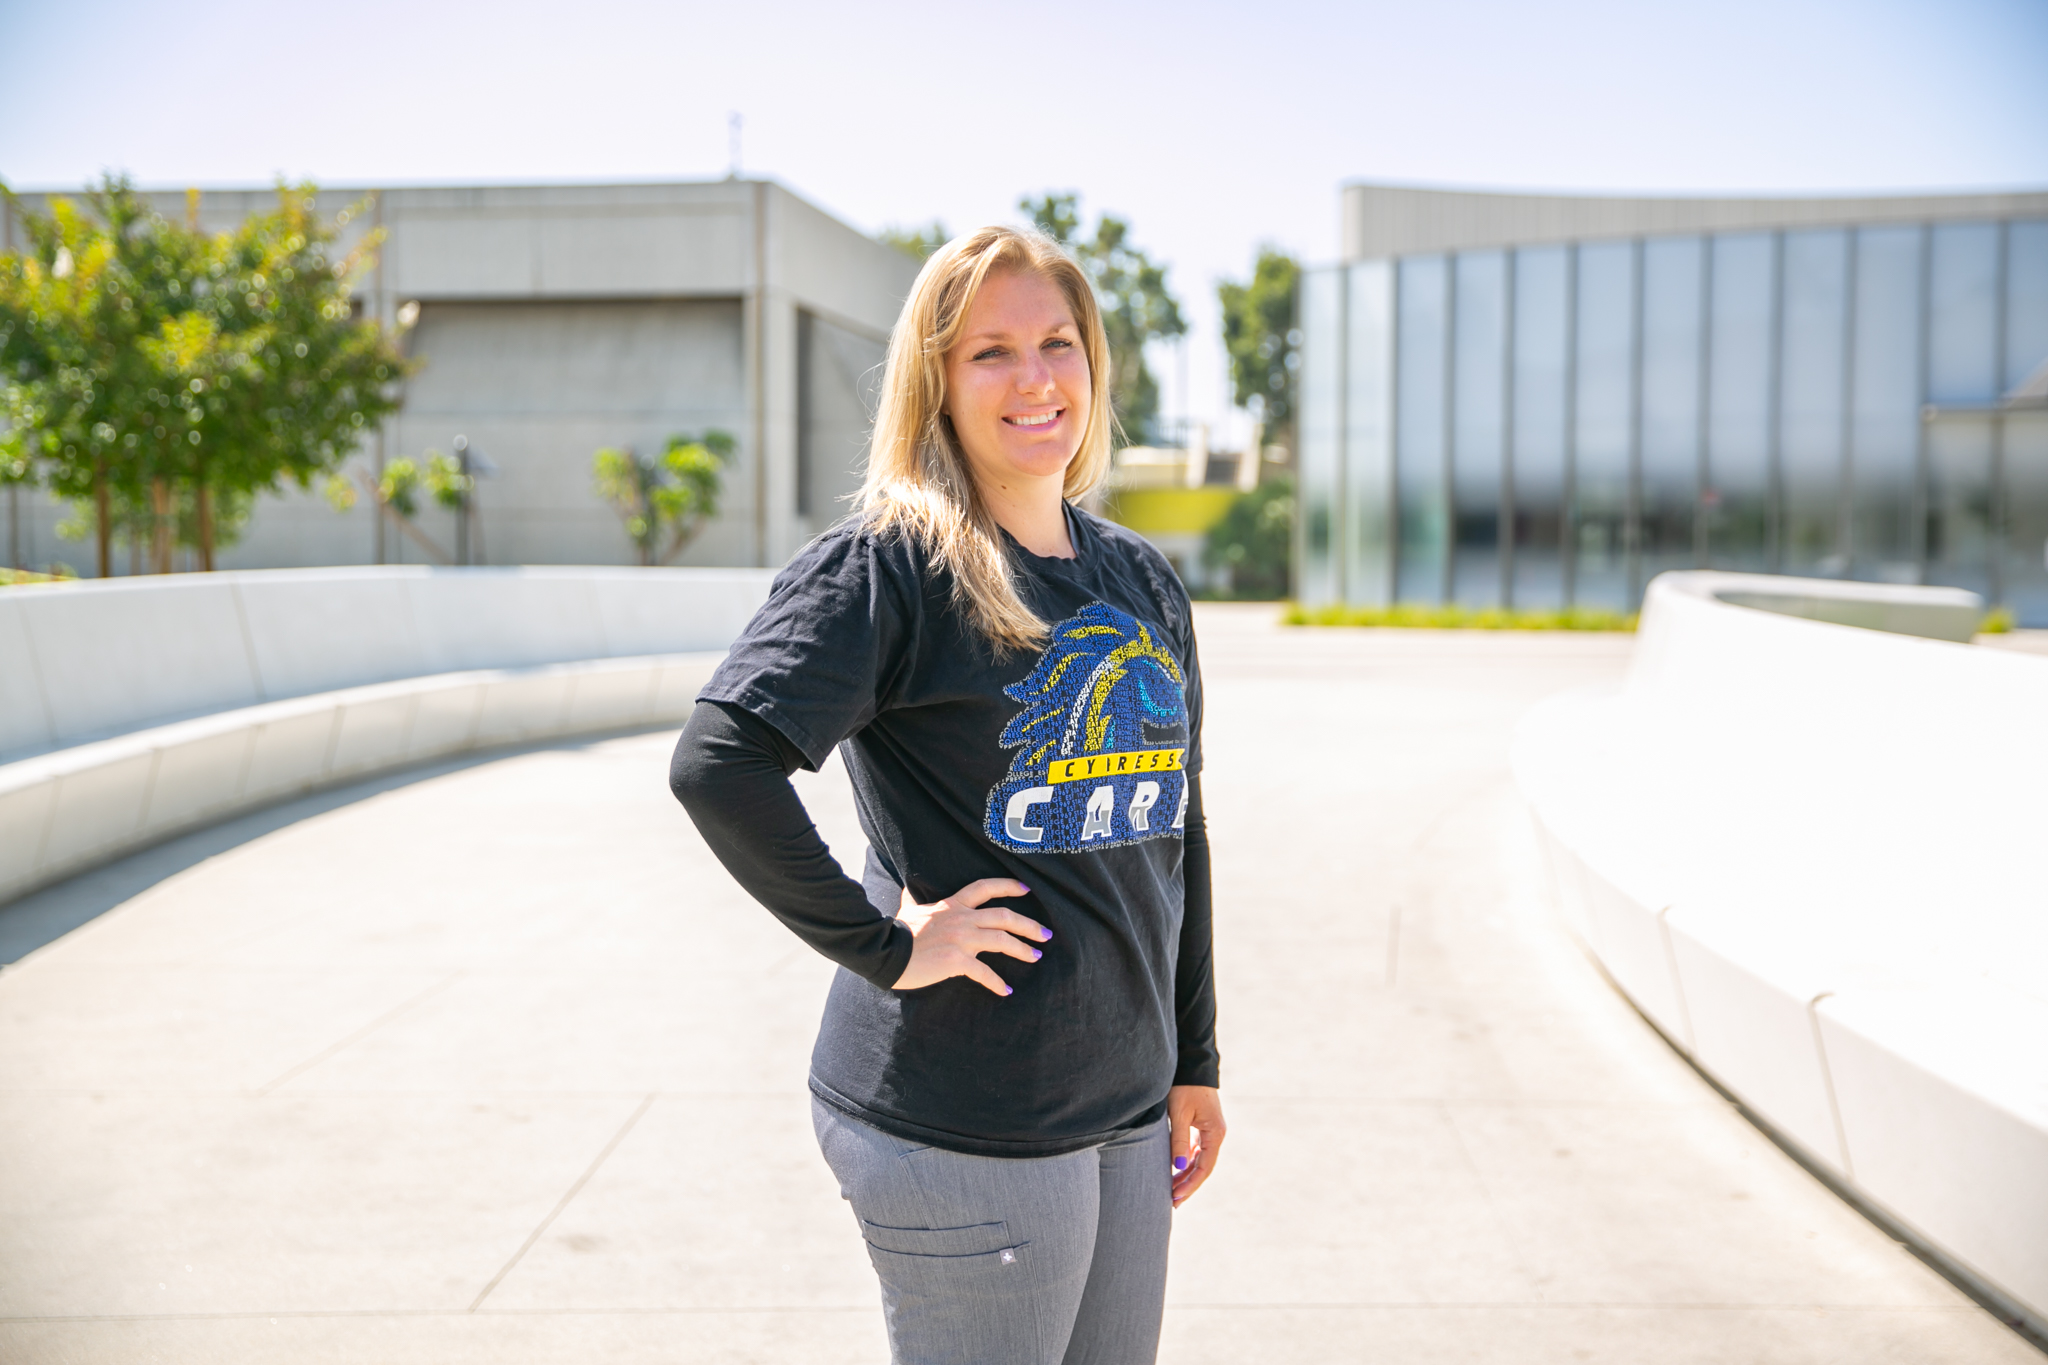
[198,481,215,572]
[94,467,111,579]
[152,479,172,575]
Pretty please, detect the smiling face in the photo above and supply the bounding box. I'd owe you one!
[943,268,1093,498]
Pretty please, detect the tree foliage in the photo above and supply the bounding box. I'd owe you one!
[879,222,950,261]
[1218,248,1301,444]
[1201,474,1294,600]
[1020,193,1185,444]
[593,431,732,566]
[0,174,413,572]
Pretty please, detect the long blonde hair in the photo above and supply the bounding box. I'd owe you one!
[858,226,1114,654]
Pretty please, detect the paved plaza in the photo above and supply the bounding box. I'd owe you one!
[0,607,2033,1363]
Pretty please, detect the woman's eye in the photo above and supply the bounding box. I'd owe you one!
[1044,338,1073,351]
[973,347,1004,361]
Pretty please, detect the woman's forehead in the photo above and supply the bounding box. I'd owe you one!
[960,269,1077,336]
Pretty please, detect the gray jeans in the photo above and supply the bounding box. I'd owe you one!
[812,1097,1172,1365]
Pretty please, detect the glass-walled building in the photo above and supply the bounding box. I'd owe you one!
[1298,184,2048,622]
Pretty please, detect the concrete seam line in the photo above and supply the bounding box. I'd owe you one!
[15,599,58,751]
[1807,991,1856,1181]
[1656,905,1697,1054]
[229,579,268,702]
[133,747,164,840]
[470,1092,659,1313]
[253,973,463,1096]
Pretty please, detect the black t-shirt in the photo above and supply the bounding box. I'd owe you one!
[695,505,1211,1156]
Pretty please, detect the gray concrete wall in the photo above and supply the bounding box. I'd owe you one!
[0,180,920,574]
[1342,183,2048,260]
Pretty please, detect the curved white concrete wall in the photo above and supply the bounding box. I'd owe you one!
[0,567,774,907]
[1514,571,2047,1334]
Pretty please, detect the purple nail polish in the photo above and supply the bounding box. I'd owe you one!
[1031,948,1043,961]
[1003,985,1014,996]
[1173,1156,1189,1172]
[1018,883,1030,893]
[1040,927,1053,942]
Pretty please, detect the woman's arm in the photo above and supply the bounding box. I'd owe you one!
[671,700,912,986]
[1169,775,1225,1205]
[669,701,1044,993]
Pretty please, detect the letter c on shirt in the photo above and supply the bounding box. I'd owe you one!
[1004,786,1055,843]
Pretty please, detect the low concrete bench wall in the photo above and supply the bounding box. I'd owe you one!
[1514,571,2047,1335]
[0,567,775,906]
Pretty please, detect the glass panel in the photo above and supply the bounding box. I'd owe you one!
[1295,266,1343,605]
[1396,256,1449,602]
[1639,237,1703,589]
[1452,251,1507,606]
[1849,225,1922,582]
[1928,222,1999,404]
[1779,229,1849,576]
[1510,246,1569,608]
[2006,414,2048,625]
[1344,262,1396,605]
[1572,241,1635,609]
[2009,221,2048,394]
[1706,233,1774,570]
[1925,417,1995,596]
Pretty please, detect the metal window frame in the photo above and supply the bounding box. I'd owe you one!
[1911,223,1933,583]
[1626,237,1646,602]
[1440,255,1458,605]
[1501,250,1519,607]
[1767,231,1787,573]
[1836,227,1860,574]
[1561,243,1580,604]
[1694,239,1715,568]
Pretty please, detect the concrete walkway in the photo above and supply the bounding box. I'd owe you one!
[0,606,2033,1363]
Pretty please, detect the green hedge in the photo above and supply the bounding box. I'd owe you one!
[1284,602,1638,632]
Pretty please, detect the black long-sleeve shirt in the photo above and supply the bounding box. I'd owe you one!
[670,508,1219,1158]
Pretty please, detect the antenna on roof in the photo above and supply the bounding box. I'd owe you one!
[728,112,743,180]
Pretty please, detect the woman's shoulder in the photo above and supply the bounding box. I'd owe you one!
[1071,504,1194,634]
[778,514,928,589]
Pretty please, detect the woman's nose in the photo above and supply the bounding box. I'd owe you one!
[1016,351,1055,395]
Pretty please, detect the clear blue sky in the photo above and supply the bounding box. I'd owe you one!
[3,0,2043,437]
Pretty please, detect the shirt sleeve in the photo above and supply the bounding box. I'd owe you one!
[696,527,918,770]
[669,699,914,989]
[1173,773,1220,1087]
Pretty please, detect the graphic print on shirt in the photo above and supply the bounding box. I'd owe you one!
[983,601,1189,854]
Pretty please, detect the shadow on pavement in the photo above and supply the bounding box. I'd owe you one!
[0,724,681,968]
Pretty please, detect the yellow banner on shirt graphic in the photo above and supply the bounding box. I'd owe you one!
[1044,748,1185,785]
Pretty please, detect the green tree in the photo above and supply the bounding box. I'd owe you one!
[1201,474,1294,600]
[879,222,950,261]
[0,181,178,575]
[593,431,732,565]
[0,174,413,573]
[1218,248,1301,449]
[1020,193,1185,444]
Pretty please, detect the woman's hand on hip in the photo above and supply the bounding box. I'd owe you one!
[1168,1085,1225,1208]
[890,879,1047,995]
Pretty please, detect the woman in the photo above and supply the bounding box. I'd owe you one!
[669,224,1223,1365]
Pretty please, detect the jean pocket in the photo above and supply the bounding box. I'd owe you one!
[859,1219,1015,1259]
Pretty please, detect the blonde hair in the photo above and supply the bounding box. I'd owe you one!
[858,226,1114,654]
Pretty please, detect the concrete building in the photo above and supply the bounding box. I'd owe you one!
[1297,183,2048,622]
[1,180,919,573]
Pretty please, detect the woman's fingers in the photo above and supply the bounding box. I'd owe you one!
[961,956,1014,997]
[973,927,1044,963]
[947,878,1031,909]
[978,906,1050,943]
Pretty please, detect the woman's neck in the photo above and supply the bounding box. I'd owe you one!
[978,474,1075,560]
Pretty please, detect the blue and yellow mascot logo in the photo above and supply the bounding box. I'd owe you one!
[983,602,1189,854]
